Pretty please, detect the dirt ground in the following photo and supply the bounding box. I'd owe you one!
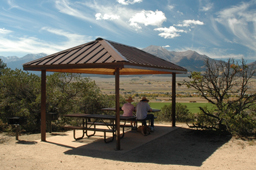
[1,123,255,170]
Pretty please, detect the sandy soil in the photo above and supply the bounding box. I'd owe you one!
[1,123,255,170]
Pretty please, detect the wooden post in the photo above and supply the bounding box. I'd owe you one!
[16,125,20,140]
[41,70,46,141]
[115,68,120,150]
[172,73,176,127]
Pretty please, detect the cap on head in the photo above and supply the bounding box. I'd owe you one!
[141,96,149,102]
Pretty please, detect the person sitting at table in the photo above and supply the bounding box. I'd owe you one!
[136,96,154,131]
[122,97,136,127]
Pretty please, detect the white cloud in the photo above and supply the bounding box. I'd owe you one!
[117,0,142,5]
[6,0,24,10]
[0,28,12,34]
[129,10,166,29]
[167,5,174,10]
[55,0,96,24]
[154,26,186,39]
[163,45,170,48]
[177,11,183,15]
[0,27,92,55]
[55,0,164,33]
[203,51,244,60]
[215,1,256,53]
[175,47,245,60]
[200,2,213,11]
[41,27,92,47]
[181,20,204,27]
[95,13,120,20]
[55,0,139,33]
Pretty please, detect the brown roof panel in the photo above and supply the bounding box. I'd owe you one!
[61,45,92,64]
[94,52,111,63]
[87,48,108,63]
[68,42,98,64]
[46,53,66,65]
[103,56,115,63]
[107,40,185,71]
[78,44,103,63]
[54,49,80,64]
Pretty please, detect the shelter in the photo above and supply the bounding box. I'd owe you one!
[23,38,187,150]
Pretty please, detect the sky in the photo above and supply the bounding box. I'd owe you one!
[0,0,256,62]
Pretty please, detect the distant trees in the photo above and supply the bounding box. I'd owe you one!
[184,58,256,136]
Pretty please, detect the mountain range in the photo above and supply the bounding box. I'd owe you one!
[143,45,212,72]
[0,46,254,73]
[0,53,47,70]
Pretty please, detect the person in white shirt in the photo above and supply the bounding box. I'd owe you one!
[136,97,154,131]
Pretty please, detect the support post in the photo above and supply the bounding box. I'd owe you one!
[16,125,20,140]
[172,73,176,127]
[115,68,120,150]
[41,70,46,141]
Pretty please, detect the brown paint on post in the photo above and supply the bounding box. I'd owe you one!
[41,70,46,141]
[115,68,121,150]
[172,73,176,127]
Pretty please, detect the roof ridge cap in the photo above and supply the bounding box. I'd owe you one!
[97,38,128,62]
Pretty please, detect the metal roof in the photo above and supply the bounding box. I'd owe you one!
[23,38,187,75]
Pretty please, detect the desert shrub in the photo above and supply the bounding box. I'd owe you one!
[187,105,256,136]
[184,58,256,136]
[0,119,8,132]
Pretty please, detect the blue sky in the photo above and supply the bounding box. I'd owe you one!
[0,0,256,62]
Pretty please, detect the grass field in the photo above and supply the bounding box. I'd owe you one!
[149,102,214,113]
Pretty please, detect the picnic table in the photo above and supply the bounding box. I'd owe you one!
[101,108,160,127]
[64,113,135,143]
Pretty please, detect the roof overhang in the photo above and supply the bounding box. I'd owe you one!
[23,62,187,75]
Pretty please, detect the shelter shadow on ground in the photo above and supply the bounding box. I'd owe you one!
[63,127,232,166]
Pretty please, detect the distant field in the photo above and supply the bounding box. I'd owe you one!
[149,102,214,113]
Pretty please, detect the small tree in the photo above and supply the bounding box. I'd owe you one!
[0,70,112,133]
[0,59,6,75]
[0,68,41,132]
[184,58,256,135]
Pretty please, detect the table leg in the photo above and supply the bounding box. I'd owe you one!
[85,118,96,137]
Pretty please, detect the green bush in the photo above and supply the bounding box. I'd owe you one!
[155,103,192,122]
[226,108,256,136]
[188,106,221,131]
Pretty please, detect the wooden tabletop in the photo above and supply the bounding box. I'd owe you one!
[101,108,161,112]
[64,113,136,120]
